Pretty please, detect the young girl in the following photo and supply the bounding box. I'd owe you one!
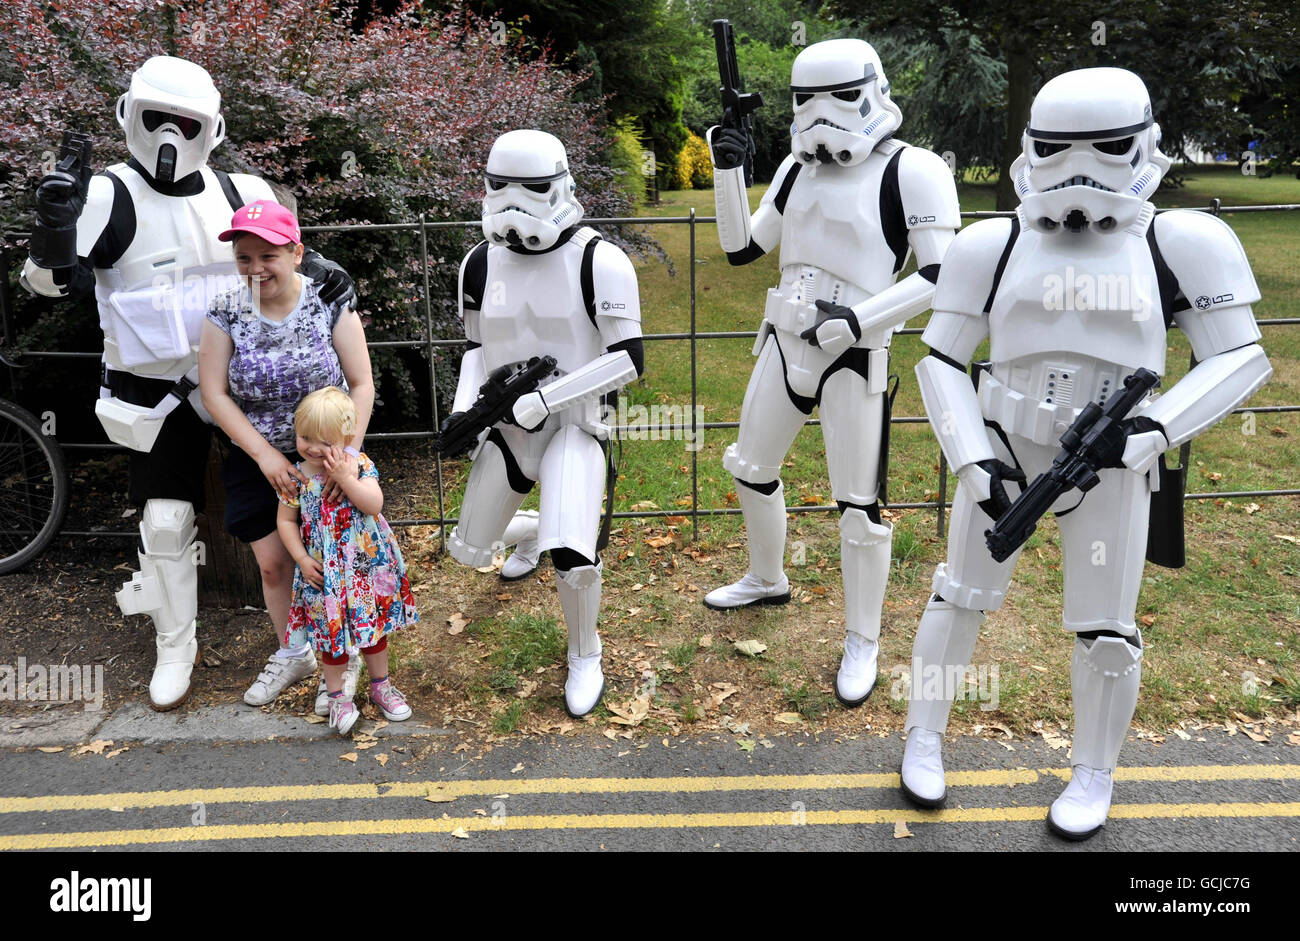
[277,387,419,735]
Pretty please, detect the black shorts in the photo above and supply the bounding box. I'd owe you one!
[219,437,299,544]
[110,371,214,512]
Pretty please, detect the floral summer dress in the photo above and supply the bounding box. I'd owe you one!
[281,454,419,657]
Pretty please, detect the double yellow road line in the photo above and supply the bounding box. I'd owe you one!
[3,764,1297,849]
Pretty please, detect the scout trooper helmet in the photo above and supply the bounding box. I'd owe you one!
[789,39,902,166]
[1011,68,1171,233]
[481,130,583,250]
[116,56,226,184]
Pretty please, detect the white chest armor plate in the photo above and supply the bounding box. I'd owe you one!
[478,238,603,375]
[95,165,245,379]
[983,211,1165,446]
[778,151,902,295]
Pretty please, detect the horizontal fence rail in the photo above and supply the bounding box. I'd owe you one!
[3,199,1298,545]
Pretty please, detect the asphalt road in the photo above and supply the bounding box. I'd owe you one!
[1,714,1297,852]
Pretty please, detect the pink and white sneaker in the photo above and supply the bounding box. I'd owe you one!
[329,697,359,736]
[369,679,412,721]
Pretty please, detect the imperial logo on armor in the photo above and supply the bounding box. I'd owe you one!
[1195,293,1234,310]
[599,301,626,311]
[907,214,936,226]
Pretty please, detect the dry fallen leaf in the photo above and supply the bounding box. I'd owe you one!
[305,715,327,724]
[37,746,63,754]
[645,535,674,549]
[375,754,389,767]
[1288,733,1300,746]
[1139,614,1156,627]
[699,634,713,648]
[1244,729,1269,743]
[510,762,525,774]
[447,612,470,635]
[75,740,113,756]
[424,789,456,804]
[774,712,802,724]
[451,827,469,839]
[733,639,767,657]
[894,820,913,839]
[339,752,358,763]
[105,747,129,759]
[631,500,660,511]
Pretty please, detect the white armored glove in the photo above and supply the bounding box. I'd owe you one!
[511,391,549,432]
[800,300,862,358]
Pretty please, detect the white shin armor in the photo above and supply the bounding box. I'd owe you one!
[115,499,199,709]
[905,599,985,735]
[1070,633,1143,770]
[737,481,787,584]
[557,562,602,659]
[839,510,892,643]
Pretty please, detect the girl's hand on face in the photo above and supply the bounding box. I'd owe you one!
[258,450,307,501]
[321,445,357,502]
[298,554,324,589]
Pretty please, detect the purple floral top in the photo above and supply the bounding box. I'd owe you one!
[206,278,348,451]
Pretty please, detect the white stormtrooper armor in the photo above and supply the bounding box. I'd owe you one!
[448,130,643,717]
[706,38,960,707]
[21,57,279,711]
[903,68,1272,839]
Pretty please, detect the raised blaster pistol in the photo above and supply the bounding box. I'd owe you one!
[713,18,764,187]
[984,368,1161,563]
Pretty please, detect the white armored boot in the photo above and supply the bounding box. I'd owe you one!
[556,562,604,717]
[900,598,984,806]
[835,511,892,706]
[499,510,542,581]
[1049,633,1143,840]
[704,480,790,609]
[115,500,200,711]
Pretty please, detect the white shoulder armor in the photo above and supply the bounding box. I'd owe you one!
[1155,210,1263,356]
[589,239,641,323]
[227,173,276,205]
[897,146,961,232]
[929,216,1017,321]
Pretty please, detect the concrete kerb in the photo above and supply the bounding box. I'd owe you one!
[0,702,451,748]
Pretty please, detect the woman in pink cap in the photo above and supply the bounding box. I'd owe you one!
[198,198,374,714]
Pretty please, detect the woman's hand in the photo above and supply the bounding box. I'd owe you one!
[257,449,306,500]
[297,554,324,589]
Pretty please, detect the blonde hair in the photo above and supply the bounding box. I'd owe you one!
[295,387,356,445]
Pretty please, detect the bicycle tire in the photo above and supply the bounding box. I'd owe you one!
[0,397,69,574]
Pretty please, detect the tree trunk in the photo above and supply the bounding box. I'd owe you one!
[196,442,264,607]
[997,37,1034,212]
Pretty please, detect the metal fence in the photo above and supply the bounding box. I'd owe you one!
[3,198,1299,549]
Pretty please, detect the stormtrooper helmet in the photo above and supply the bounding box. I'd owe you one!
[481,130,583,250]
[116,56,225,184]
[1011,68,1171,233]
[789,39,902,166]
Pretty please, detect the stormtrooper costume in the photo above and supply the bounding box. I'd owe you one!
[902,68,1271,839]
[707,39,960,706]
[445,130,643,717]
[22,56,352,711]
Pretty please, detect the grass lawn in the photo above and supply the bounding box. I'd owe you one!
[395,163,1300,746]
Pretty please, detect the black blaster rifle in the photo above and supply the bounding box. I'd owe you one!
[713,18,764,187]
[984,368,1161,563]
[436,355,557,456]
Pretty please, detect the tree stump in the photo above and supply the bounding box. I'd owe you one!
[196,442,264,607]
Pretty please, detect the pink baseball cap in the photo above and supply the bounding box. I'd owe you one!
[218,200,301,245]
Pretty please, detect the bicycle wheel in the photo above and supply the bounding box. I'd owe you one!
[0,397,69,574]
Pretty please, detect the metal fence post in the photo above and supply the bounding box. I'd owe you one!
[689,207,699,541]
[937,451,947,537]
[419,213,447,551]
